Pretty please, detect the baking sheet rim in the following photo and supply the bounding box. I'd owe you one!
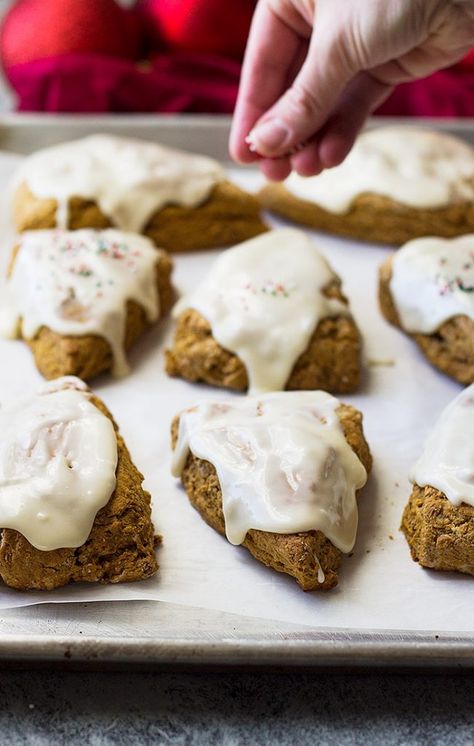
[1,630,473,667]
[0,114,473,668]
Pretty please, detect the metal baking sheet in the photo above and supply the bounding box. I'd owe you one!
[0,114,473,668]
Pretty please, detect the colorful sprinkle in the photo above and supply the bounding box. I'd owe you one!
[261,280,289,298]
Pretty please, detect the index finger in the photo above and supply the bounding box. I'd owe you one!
[229,1,305,163]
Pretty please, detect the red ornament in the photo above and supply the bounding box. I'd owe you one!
[0,0,141,70]
[136,0,255,59]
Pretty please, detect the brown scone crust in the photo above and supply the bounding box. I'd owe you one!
[9,247,175,382]
[401,484,474,576]
[0,394,159,591]
[166,281,361,394]
[13,181,267,252]
[259,183,474,245]
[144,182,267,251]
[172,403,372,591]
[379,254,474,384]
[13,182,112,232]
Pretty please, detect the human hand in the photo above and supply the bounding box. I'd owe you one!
[229,0,474,180]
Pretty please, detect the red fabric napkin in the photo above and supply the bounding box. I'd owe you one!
[376,67,474,117]
[5,51,241,113]
[5,51,474,117]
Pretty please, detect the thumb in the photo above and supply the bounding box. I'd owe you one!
[247,19,357,157]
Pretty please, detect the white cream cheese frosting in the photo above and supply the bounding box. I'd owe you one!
[0,228,164,377]
[173,228,349,394]
[0,377,118,551]
[410,384,474,509]
[16,134,225,232]
[389,235,474,333]
[172,391,368,552]
[284,127,474,214]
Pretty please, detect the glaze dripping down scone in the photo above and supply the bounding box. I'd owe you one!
[172,391,372,590]
[379,234,474,384]
[12,135,267,252]
[0,377,159,591]
[0,228,175,381]
[166,228,362,394]
[401,384,474,576]
[259,127,474,245]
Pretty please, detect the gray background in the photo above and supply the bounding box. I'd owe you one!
[0,667,473,745]
[0,2,472,743]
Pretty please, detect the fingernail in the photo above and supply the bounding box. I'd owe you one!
[247,118,291,153]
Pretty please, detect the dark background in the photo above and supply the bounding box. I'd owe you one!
[0,668,473,744]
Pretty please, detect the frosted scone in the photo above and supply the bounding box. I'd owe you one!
[172,391,371,590]
[166,228,361,394]
[259,127,474,245]
[379,235,474,384]
[0,377,159,591]
[0,228,174,381]
[401,385,474,576]
[13,135,267,252]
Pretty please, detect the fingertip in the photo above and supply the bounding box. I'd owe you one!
[259,157,292,181]
[229,143,260,165]
[319,132,354,169]
[290,141,323,177]
[228,132,259,164]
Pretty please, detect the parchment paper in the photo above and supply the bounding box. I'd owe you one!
[0,152,472,634]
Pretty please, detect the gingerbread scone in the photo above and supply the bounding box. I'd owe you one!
[166,228,361,394]
[401,384,474,576]
[0,228,175,381]
[259,127,474,245]
[379,235,474,384]
[0,377,159,591]
[13,135,267,252]
[172,391,372,590]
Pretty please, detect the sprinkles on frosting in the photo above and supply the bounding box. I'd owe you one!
[172,227,349,394]
[0,228,164,377]
[435,250,474,295]
[389,235,474,335]
[36,232,144,305]
[244,280,291,298]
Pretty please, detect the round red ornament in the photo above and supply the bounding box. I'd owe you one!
[0,0,141,69]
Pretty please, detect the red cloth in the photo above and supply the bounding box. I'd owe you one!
[5,51,241,113]
[376,67,474,117]
[5,51,474,117]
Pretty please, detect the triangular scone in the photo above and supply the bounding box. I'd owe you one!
[401,385,474,576]
[259,127,474,245]
[166,228,361,394]
[1,228,175,381]
[0,377,159,591]
[12,135,267,252]
[379,235,474,384]
[172,392,372,590]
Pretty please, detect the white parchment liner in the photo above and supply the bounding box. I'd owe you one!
[0,154,471,633]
